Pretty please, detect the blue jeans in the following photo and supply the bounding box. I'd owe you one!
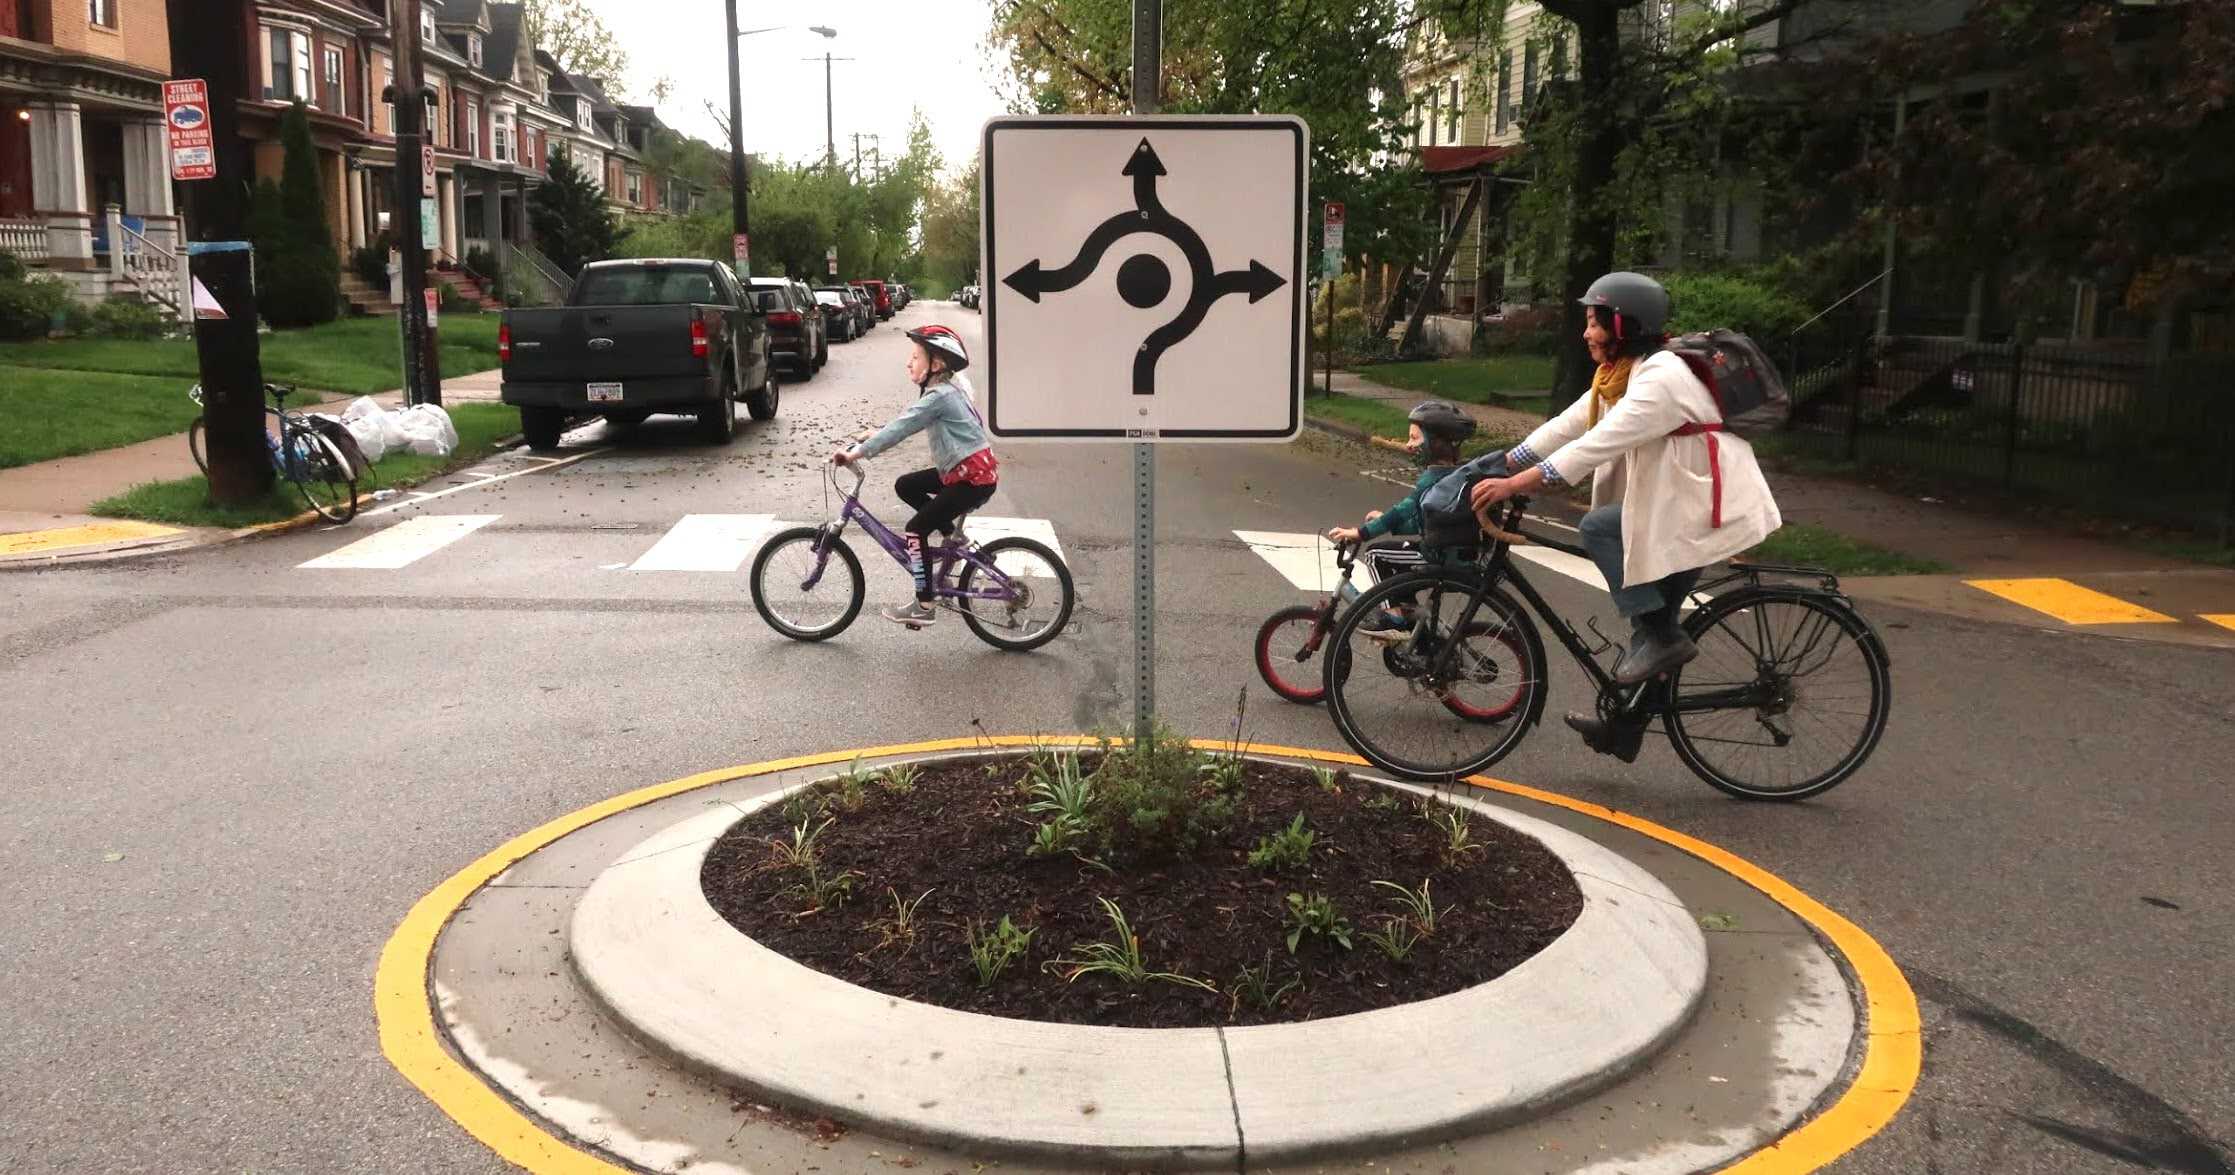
[1578,505,1701,621]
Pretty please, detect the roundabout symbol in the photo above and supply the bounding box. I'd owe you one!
[1001,137,1287,398]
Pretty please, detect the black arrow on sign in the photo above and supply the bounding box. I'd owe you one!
[1003,137,1287,395]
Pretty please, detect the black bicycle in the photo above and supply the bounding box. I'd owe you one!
[1320,495,1892,800]
[187,382,360,523]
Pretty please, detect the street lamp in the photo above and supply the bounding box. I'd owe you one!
[805,26,844,171]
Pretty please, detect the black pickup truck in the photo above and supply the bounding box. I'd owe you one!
[499,258,778,450]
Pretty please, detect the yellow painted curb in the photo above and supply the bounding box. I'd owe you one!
[1965,577,2176,625]
[377,736,1917,1175]
[0,519,180,557]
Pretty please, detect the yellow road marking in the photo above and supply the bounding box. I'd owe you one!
[1965,577,2177,625]
[0,520,179,557]
[2202,614,2235,632]
[378,736,1917,1175]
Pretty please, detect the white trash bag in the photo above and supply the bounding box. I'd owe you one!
[393,403,458,457]
[338,399,388,463]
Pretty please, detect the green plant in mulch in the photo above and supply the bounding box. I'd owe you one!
[1083,720,1238,860]
[1229,951,1302,1017]
[965,915,1034,987]
[875,762,921,795]
[1283,892,1354,954]
[1363,878,1444,963]
[1420,800,1486,868]
[1023,749,1094,857]
[1247,813,1317,871]
[1048,898,1215,990]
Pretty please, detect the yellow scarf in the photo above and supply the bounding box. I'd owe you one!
[1588,357,1638,426]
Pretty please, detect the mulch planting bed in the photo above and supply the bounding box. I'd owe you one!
[701,753,1582,1028]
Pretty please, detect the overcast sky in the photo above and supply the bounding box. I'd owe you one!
[587,0,1014,178]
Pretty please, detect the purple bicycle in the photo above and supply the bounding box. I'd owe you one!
[749,461,1076,650]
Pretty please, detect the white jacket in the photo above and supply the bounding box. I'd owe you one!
[1523,350,1782,586]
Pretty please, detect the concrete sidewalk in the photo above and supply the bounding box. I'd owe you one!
[0,370,503,564]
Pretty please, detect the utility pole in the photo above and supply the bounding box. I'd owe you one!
[387,0,440,406]
[723,0,750,274]
[805,27,847,172]
[1130,0,1159,746]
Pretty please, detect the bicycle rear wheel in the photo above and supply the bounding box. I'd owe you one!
[291,428,358,523]
[953,537,1074,651]
[1322,569,1545,781]
[1254,604,1331,704]
[1664,589,1890,801]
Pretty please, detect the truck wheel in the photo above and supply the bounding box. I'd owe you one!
[698,380,737,445]
[746,368,780,421]
[522,407,565,451]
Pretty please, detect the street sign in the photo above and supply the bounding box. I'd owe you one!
[163,79,214,182]
[827,246,838,276]
[420,144,437,199]
[424,287,440,329]
[733,233,750,267]
[982,115,1308,441]
[419,198,439,249]
[1323,200,1344,258]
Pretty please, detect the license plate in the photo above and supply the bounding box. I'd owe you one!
[587,382,623,403]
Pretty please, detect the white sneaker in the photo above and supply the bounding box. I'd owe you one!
[882,601,938,627]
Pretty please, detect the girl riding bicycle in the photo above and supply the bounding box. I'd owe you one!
[832,324,997,628]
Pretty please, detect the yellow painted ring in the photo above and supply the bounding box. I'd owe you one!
[376,736,1918,1174]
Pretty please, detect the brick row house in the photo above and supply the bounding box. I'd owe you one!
[0,0,184,305]
[1,0,705,314]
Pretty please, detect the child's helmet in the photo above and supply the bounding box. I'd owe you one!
[906,324,970,372]
[1408,400,1477,444]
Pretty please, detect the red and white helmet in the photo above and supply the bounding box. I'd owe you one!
[905,324,970,373]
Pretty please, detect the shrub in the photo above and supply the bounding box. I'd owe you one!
[349,245,388,289]
[0,273,78,340]
[1085,722,1235,859]
[1664,271,1810,341]
[0,250,26,282]
[437,282,476,314]
[1474,305,1561,355]
[86,296,170,340]
[464,245,497,280]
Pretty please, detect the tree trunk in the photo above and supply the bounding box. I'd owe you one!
[1551,3,1625,407]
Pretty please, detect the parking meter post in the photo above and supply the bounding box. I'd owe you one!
[1130,0,1160,749]
[188,242,272,504]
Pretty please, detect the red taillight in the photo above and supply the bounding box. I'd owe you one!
[497,323,511,363]
[690,316,709,358]
[771,311,801,327]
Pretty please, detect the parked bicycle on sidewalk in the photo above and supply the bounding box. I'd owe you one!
[186,383,362,524]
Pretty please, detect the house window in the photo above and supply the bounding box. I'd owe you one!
[89,0,115,28]
[322,47,344,112]
[538,72,551,101]
[1446,78,1460,141]
[379,62,394,133]
[465,99,481,156]
[1426,88,1440,146]
[625,170,642,206]
[419,9,436,44]
[1494,52,1513,135]
[468,34,483,67]
[265,27,314,103]
[1523,43,1538,107]
[424,91,441,145]
[493,107,513,163]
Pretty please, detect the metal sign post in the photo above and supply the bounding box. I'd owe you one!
[1131,0,1159,748]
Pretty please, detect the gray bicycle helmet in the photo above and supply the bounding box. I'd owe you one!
[1407,399,1477,443]
[1578,271,1672,336]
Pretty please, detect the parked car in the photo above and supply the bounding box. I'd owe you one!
[814,286,862,341]
[500,258,777,450]
[847,283,878,330]
[791,278,831,370]
[745,277,827,380]
[889,282,910,311]
[960,285,980,310]
[858,278,893,320]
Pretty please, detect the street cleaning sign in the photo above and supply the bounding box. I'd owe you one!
[981,115,1307,441]
[163,79,214,182]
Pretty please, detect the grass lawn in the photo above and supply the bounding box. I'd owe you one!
[0,367,206,469]
[0,314,501,395]
[1305,393,1522,458]
[90,403,522,529]
[1743,522,1950,576]
[1359,356,1555,412]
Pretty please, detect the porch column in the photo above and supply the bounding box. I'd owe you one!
[27,100,93,266]
[347,166,367,249]
[440,172,460,257]
[479,171,500,259]
[118,116,180,255]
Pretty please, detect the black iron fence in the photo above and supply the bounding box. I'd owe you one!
[1776,330,2235,541]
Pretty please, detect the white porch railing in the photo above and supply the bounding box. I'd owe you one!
[0,218,51,262]
[106,206,189,323]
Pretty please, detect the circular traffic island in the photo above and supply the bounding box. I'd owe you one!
[569,739,1710,1168]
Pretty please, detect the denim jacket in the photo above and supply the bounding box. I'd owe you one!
[852,379,991,475]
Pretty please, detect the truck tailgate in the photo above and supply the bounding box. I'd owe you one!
[502,305,712,384]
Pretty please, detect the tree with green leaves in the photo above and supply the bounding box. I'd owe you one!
[254,102,339,328]
[531,153,626,275]
[522,0,629,95]
[918,159,981,293]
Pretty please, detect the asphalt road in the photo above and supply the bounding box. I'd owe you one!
[2,302,2230,1174]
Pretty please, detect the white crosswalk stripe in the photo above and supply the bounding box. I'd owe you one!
[625,514,777,572]
[961,516,1065,561]
[297,515,500,569]
[1233,530,1346,592]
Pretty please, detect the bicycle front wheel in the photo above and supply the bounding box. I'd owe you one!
[953,537,1074,652]
[292,429,358,523]
[1664,589,1891,801]
[1323,569,1545,781]
[750,527,865,641]
[1254,604,1331,704]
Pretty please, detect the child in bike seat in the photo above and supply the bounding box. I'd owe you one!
[831,324,996,628]
[1324,400,1478,634]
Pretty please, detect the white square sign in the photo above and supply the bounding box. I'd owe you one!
[981,115,1307,441]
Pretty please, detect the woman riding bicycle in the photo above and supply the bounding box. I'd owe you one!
[832,324,998,628]
[1467,271,1782,753]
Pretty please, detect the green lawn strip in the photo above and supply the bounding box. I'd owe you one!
[90,403,522,529]
[0,315,499,395]
[1743,522,1950,576]
[0,366,208,469]
[1305,393,1521,458]
[1358,356,1555,410]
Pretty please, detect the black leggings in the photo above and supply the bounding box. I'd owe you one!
[895,467,995,541]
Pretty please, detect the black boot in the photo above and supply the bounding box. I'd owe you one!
[1613,614,1697,685]
[1564,711,1647,763]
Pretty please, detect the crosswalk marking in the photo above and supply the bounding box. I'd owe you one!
[1966,577,2178,625]
[962,516,1065,562]
[298,515,501,569]
[1234,530,1344,592]
[1512,545,1607,591]
[626,514,776,572]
